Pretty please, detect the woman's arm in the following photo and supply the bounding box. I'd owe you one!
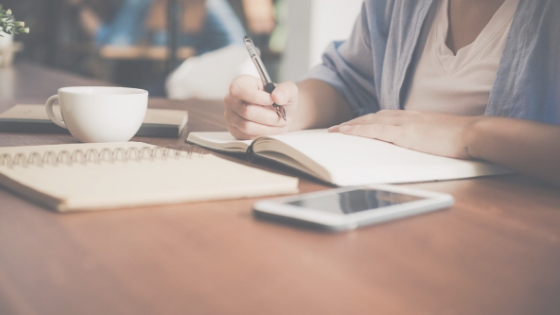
[467,117,560,186]
[330,111,560,186]
[290,79,353,131]
[224,0,375,140]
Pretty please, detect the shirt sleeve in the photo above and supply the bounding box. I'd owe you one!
[303,4,380,118]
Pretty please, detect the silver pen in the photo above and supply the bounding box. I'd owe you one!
[243,36,287,121]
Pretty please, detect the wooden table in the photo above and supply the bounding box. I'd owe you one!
[1,63,559,315]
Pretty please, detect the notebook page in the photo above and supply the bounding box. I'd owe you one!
[263,130,511,186]
[0,142,298,211]
[186,132,252,153]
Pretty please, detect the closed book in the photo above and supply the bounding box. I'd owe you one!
[0,104,188,138]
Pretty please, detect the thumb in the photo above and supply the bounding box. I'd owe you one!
[271,82,298,106]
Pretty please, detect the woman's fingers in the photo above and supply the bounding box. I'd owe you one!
[229,75,275,106]
[225,107,289,139]
[229,76,299,107]
[328,110,422,132]
[225,75,299,139]
[229,97,291,127]
[345,111,407,125]
[227,125,254,141]
[330,111,482,159]
[328,114,396,132]
[271,81,298,106]
[338,124,401,144]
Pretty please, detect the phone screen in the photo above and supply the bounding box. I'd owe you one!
[286,189,426,215]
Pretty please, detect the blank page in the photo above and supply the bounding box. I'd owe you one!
[263,130,512,186]
[187,132,252,153]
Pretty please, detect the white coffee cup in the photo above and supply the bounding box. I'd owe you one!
[45,87,148,143]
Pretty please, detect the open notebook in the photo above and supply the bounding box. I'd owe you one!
[0,142,298,212]
[187,129,512,186]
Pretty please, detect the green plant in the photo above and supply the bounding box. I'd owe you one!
[0,5,29,36]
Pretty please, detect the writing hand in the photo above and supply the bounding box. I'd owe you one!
[224,75,298,140]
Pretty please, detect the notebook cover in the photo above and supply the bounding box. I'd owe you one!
[0,142,299,211]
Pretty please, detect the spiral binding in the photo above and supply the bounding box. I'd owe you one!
[0,146,204,169]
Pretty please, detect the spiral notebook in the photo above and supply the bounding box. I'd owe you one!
[0,142,299,212]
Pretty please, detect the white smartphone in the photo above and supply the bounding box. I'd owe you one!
[253,185,454,231]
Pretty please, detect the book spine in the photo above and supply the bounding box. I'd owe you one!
[246,143,256,163]
[135,124,179,138]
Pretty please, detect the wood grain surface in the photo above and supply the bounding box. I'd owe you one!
[0,63,559,315]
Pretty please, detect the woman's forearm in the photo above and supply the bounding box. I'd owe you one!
[467,117,560,186]
[290,79,353,131]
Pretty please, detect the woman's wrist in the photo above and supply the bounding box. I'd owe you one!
[292,79,352,131]
[462,116,490,160]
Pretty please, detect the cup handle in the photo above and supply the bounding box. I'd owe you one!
[45,95,67,129]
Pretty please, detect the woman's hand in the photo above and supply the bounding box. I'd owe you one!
[328,110,484,159]
[224,75,299,140]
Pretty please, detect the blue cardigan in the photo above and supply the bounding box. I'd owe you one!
[306,0,560,124]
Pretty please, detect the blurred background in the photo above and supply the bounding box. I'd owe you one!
[1,0,362,99]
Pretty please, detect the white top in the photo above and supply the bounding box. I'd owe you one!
[404,0,519,115]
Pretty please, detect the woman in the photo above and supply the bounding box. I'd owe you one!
[224,0,560,186]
